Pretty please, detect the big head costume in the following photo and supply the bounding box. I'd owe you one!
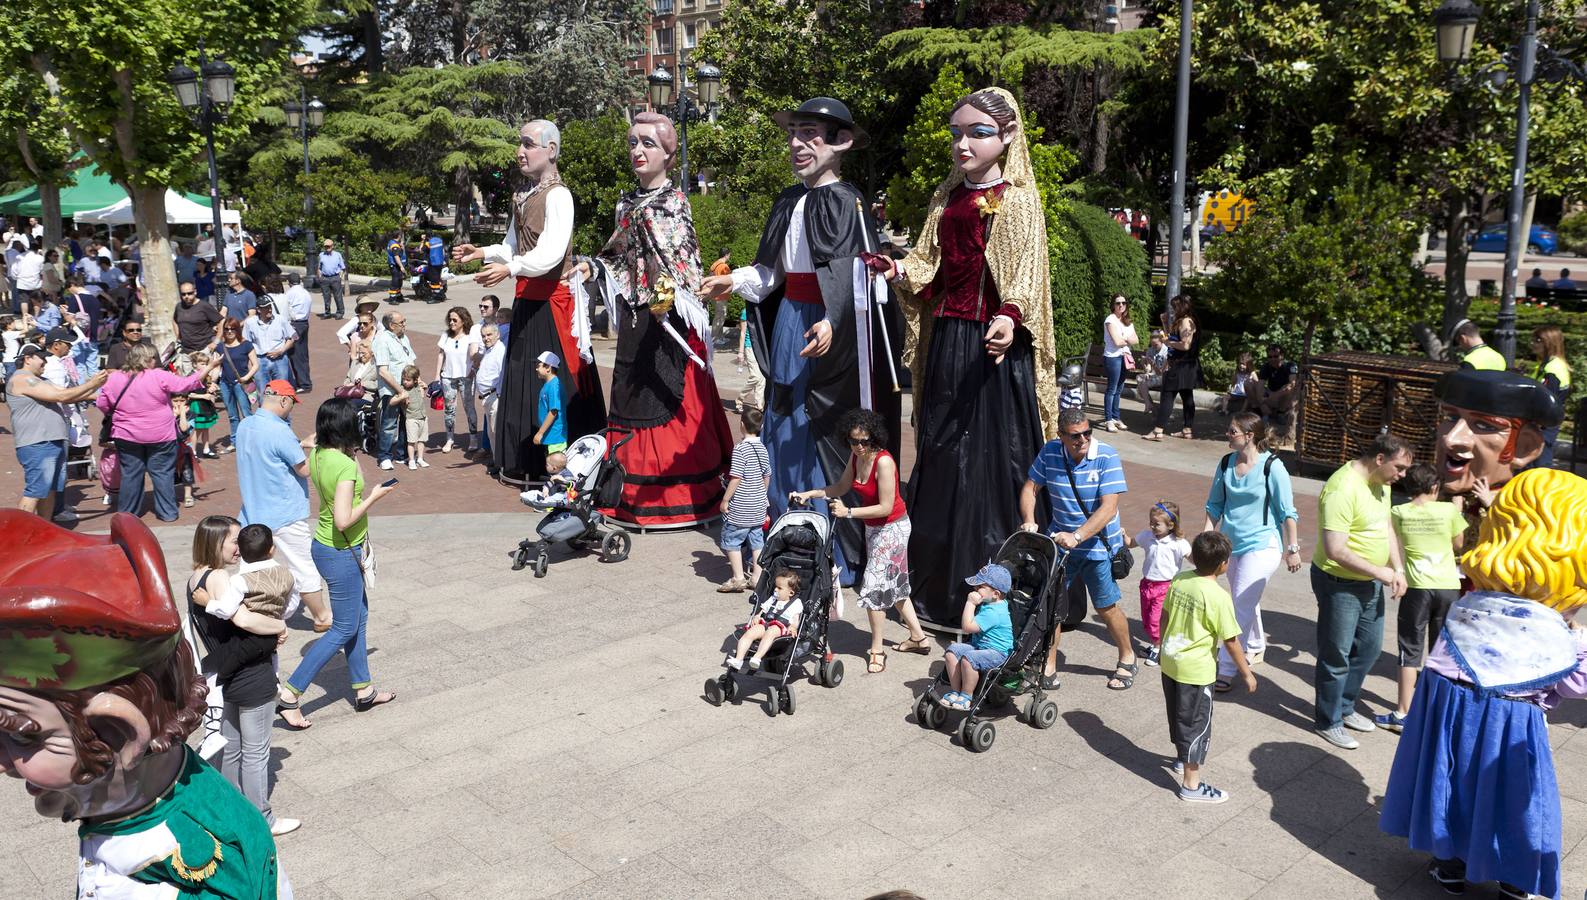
[1380,469,1587,899]
[1433,368,1560,524]
[891,87,1058,627]
[0,511,289,899]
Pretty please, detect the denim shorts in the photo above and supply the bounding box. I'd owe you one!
[720,521,765,553]
[1064,553,1122,611]
[945,642,1009,671]
[17,440,68,498]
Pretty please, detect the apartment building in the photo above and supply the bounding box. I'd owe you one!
[626,0,725,82]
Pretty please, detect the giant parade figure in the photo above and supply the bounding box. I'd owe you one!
[861,87,1058,627]
[1380,468,1587,900]
[1432,367,1560,525]
[454,118,605,483]
[581,112,732,528]
[0,511,291,899]
[701,97,903,582]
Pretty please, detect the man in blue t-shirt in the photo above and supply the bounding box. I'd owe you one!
[385,234,407,303]
[1020,407,1136,691]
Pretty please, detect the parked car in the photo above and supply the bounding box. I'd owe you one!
[1469,223,1559,255]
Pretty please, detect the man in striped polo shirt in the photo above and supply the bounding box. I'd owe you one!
[718,407,772,593]
[1020,407,1137,691]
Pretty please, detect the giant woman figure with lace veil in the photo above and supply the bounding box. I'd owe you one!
[865,88,1059,629]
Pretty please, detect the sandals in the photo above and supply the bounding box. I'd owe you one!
[1214,679,1233,694]
[353,689,396,712]
[276,691,312,730]
[867,651,887,674]
[894,635,931,655]
[1142,431,1164,442]
[1175,428,1194,439]
[715,578,749,594]
[1107,660,1138,691]
[945,692,971,711]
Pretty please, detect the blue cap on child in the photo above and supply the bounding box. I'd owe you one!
[965,563,1012,595]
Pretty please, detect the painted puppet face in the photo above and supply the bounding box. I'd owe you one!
[785,118,849,183]
[948,104,1010,177]
[0,687,90,821]
[517,124,556,180]
[628,123,670,180]
[1435,405,1545,496]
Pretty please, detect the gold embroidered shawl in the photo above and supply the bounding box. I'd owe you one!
[896,87,1058,439]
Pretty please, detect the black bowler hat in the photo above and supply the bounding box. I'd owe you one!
[1436,368,1564,428]
[772,97,870,149]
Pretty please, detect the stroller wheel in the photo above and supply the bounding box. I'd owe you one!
[819,658,845,689]
[780,685,796,715]
[722,676,739,703]
[532,553,549,578]
[1031,697,1060,730]
[704,678,723,707]
[916,693,947,730]
[511,547,529,571]
[963,718,997,753]
[600,530,632,563]
[764,691,779,718]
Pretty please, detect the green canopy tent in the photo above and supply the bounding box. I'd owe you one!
[0,167,127,218]
[0,185,41,212]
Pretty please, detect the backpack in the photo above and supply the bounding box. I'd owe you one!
[1214,452,1279,525]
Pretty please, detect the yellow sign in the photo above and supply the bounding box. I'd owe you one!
[1202,191,1254,231]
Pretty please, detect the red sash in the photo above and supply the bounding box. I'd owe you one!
[515,275,598,396]
[785,272,821,305]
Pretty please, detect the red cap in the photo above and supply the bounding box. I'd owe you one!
[264,379,298,400]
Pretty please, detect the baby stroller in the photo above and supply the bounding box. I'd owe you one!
[912,532,1070,753]
[512,428,633,577]
[704,500,844,716]
[356,397,380,457]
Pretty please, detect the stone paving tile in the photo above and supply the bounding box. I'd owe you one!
[552,852,704,899]
[430,844,596,899]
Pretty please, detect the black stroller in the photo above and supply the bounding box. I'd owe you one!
[512,428,633,577]
[912,532,1070,753]
[704,502,844,716]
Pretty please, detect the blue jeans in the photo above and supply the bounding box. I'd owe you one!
[377,394,403,462]
[255,355,291,401]
[288,541,372,694]
[72,342,99,380]
[1311,565,1385,729]
[115,439,179,521]
[1102,353,1125,422]
[218,380,252,438]
[1062,553,1121,611]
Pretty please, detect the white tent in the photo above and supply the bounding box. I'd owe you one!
[73,190,241,226]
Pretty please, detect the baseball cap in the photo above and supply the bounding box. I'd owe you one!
[255,295,273,308]
[966,563,1012,595]
[536,350,562,368]
[45,327,77,346]
[17,343,47,362]
[264,379,298,400]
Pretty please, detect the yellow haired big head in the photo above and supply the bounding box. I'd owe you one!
[1461,468,1587,612]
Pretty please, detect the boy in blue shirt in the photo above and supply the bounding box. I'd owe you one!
[939,563,1016,710]
[533,350,568,454]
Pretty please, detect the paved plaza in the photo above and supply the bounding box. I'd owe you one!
[3,281,1586,899]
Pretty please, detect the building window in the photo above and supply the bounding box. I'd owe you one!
[654,0,673,13]
[684,22,697,48]
[654,27,674,54]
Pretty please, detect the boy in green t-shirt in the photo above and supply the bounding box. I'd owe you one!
[1159,531,1255,804]
[1377,463,1468,733]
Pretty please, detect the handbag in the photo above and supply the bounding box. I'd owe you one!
[98,371,139,445]
[1061,451,1134,581]
[333,383,366,400]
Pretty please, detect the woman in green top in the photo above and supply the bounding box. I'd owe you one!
[1527,325,1572,468]
[278,398,397,728]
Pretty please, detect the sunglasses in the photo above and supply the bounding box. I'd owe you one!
[1062,429,1093,441]
[847,436,872,447]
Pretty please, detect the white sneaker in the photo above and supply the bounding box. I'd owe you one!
[407,461,417,470]
[269,818,302,836]
[379,459,394,471]
[1342,712,1376,732]
[101,493,112,505]
[417,459,430,468]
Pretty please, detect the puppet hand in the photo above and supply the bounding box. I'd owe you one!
[700,274,734,301]
[452,243,481,262]
[985,317,1014,360]
[859,252,895,279]
[800,320,833,358]
[474,263,511,287]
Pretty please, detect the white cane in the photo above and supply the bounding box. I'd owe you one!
[855,198,901,394]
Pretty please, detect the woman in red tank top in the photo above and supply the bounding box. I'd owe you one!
[791,409,929,674]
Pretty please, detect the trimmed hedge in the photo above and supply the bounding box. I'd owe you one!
[1049,201,1152,362]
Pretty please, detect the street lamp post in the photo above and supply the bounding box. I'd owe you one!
[168,41,236,310]
[283,86,325,276]
[646,63,721,194]
[1435,0,1585,365]
[1165,0,1193,300]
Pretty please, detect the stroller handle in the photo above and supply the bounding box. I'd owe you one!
[603,426,635,453]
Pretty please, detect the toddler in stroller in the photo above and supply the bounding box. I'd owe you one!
[512,429,633,577]
[704,502,845,717]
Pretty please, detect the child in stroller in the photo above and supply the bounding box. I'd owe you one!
[704,502,845,717]
[512,429,633,577]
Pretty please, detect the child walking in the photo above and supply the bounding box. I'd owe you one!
[188,350,221,458]
[399,364,430,469]
[533,350,567,454]
[938,564,1015,711]
[718,406,770,593]
[1126,501,1192,667]
[1376,463,1466,733]
[1160,531,1255,804]
[727,569,803,672]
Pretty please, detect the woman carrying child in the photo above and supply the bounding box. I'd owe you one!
[1125,500,1192,666]
[187,515,300,836]
[791,408,929,675]
[1201,413,1300,692]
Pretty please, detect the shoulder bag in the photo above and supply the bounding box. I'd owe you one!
[1062,451,1133,580]
[98,371,139,445]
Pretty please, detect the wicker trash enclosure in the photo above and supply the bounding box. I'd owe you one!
[1298,351,1457,471]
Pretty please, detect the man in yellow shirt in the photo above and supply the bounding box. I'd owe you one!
[1311,432,1413,750]
[1451,320,1505,371]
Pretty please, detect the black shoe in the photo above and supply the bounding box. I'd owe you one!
[1428,860,1467,895]
[1039,672,1061,691]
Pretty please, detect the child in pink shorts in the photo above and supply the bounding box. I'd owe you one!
[1127,500,1191,666]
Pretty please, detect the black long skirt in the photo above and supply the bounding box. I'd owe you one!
[906,316,1047,627]
[494,283,606,481]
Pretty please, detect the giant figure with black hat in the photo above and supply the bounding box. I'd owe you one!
[1433,368,1563,525]
[0,511,292,898]
[701,97,903,584]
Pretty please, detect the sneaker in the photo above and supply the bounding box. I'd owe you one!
[407,461,417,470]
[51,508,79,524]
[417,459,430,468]
[747,659,761,672]
[1170,760,1184,775]
[1142,646,1160,667]
[379,459,394,471]
[725,658,742,671]
[1342,712,1376,732]
[1246,649,1264,666]
[269,818,302,837]
[1375,711,1408,734]
[1178,782,1228,804]
[1315,725,1360,750]
[1039,672,1061,691]
[1427,861,1467,895]
[1496,884,1538,900]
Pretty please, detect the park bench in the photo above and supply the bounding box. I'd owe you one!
[1525,284,1587,312]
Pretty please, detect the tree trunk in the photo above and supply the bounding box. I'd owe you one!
[1294,316,1320,457]
[1440,194,1474,343]
[453,165,473,243]
[39,181,63,248]
[451,0,468,63]
[361,8,384,74]
[130,185,178,355]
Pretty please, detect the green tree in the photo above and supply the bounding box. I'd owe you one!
[1,0,313,350]
[0,73,76,247]
[1049,201,1151,360]
[885,66,969,239]
[558,111,638,254]
[301,159,418,248]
